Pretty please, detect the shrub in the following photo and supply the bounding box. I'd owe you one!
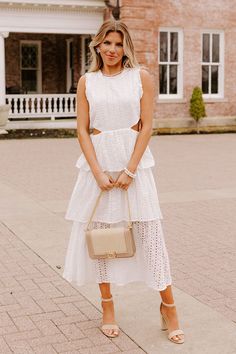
[189,87,206,133]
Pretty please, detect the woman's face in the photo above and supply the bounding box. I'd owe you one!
[98,31,124,67]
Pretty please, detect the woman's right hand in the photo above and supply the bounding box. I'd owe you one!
[94,171,114,191]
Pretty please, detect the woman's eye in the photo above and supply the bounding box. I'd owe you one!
[104,41,110,45]
[117,43,123,47]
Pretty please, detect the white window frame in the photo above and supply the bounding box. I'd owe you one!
[80,35,91,75]
[201,30,224,99]
[158,27,183,99]
[20,40,42,94]
[66,38,73,93]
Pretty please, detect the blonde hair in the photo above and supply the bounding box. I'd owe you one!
[88,19,139,72]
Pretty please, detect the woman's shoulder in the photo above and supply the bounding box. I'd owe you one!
[85,70,100,77]
[136,66,153,89]
[129,66,152,83]
[136,66,152,79]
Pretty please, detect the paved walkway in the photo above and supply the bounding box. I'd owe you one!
[0,223,144,354]
[0,133,236,353]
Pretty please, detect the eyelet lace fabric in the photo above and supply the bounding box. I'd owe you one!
[63,219,172,291]
[63,67,173,291]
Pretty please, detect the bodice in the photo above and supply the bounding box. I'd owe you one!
[76,66,155,172]
[85,67,143,131]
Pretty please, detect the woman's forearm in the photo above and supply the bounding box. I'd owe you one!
[78,130,103,176]
[126,126,153,173]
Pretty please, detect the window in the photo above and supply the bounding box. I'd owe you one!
[201,31,224,98]
[81,35,92,74]
[158,28,183,99]
[20,41,41,93]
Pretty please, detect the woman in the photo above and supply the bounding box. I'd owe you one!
[63,19,184,344]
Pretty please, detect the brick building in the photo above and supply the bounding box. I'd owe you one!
[119,0,236,129]
[1,0,236,129]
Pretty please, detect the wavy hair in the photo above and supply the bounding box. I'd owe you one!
[88,19,139,72]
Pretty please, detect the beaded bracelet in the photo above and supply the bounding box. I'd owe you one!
[124,167,136,178]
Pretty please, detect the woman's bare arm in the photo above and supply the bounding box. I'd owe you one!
[76,75,102,176]
[126,69,154,173]
[76,76,114,190]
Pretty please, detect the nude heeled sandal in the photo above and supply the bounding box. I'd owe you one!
[101,296,120,338]
[160,301,185,344]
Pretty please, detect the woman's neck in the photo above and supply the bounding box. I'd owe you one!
[101,65,123,76]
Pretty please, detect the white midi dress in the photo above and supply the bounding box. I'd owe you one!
[63,67,172,291]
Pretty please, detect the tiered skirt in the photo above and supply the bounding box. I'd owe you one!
[63,129,172,291]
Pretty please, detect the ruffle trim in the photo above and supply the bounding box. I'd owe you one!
[65,168,163,223]
[76,128,155,172]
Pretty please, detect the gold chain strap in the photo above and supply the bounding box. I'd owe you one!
[86,190,132,231]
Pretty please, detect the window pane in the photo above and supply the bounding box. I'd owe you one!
[202,65,209,93]
[169,65,177,94]
[22,70,37,92]
[212,34,220,62]
[170,32,178,62]
[202,34,210,62]
[211,65,218,93]
[160,32,168,62]
[21,45,38,69]
[159,65,167,94]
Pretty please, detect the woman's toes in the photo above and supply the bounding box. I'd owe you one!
[173,334,184,341]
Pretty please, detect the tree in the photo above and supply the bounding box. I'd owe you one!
[189,87,206,134]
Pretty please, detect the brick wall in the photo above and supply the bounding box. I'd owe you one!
[120,0,236,119]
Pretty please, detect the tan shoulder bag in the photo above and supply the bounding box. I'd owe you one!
[85,190,136,260]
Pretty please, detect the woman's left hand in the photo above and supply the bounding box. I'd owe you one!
[114,171,133,190]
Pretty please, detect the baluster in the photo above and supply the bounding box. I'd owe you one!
[47,97,52,113]
[32,97,35,114]
[25,97,30,114]
[19,97,24,114]
[42,97,46,114]
[64,96,69,113]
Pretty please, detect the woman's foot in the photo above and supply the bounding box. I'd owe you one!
[101,296,119,338]
[160,302,184,343]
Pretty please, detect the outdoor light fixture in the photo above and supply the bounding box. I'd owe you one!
[104,0,120,20]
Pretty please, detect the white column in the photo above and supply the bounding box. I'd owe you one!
[0,32,9,106]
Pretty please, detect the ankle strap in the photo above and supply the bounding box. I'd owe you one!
[162,301,175,307]
[101,296,113,302]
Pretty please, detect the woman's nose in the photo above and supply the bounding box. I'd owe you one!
[109,45,116,53]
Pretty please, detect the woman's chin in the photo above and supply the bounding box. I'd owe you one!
[104,61,121,67]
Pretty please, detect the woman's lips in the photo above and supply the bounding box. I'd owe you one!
[106,55,116,59]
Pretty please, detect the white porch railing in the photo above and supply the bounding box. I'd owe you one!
[6,94,76,120]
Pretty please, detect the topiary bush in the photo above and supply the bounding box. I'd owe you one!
[189,86,206,133]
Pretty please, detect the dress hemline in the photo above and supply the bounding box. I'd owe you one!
[62,275,172,292]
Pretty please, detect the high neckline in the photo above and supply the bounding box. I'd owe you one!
[99,67,127,78]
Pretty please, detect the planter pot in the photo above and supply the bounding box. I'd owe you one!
[0,104,10,134]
